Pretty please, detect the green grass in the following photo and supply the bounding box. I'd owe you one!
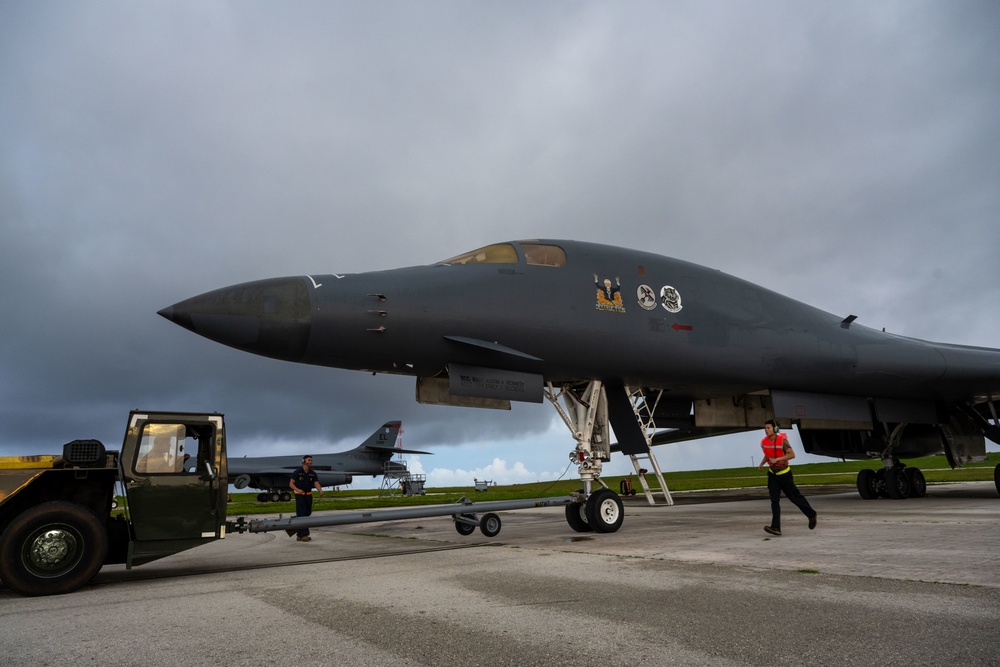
[223,452,1000,517]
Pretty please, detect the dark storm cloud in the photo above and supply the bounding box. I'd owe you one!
[1,2,997,475]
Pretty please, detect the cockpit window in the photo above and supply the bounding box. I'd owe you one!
[439,243,519,265]
[521,243,566,267]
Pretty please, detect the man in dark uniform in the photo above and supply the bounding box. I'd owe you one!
[289,455,323,542]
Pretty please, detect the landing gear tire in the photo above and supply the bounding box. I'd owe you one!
[995,464,1000,497]
[585,489,624,533]
[0,501,108,597]
[875,469,889,498]
[905,468,926,498]
[479,513,502,537]
[454,514,477,536]
[885,468,911,499]
[857,469,879,500]
[565,503,592,533]
[269,491,282,503]
[280,491,292,502]
[257,493,268,502]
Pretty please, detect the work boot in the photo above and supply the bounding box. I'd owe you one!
[809,514,817,530]
[296,535,312,542]
[764,526,782,536]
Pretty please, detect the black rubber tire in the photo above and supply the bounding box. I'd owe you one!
[257,493,268,503]
[280,491,292,502]
[269,491,282,503]
[565,503,592,532]
[875,469,889,498]
[585,489,624,533]
[479,513,502,537]
[0,501,108,597]
[905,468,926,498]
[885,468,911,500]
[994,464,1000,497]
[857,469,879,500]
[454,514,477,536]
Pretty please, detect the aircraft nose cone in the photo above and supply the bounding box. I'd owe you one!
[159,277,312,362]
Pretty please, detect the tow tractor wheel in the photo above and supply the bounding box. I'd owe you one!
[479,513,502,537]
[884,468,911,499]
[454,513,477,536]
[905,468,926,498]
[857,469,878,500]
[565,502,592,533]
[585,489,624,533]
[0,501,108,597]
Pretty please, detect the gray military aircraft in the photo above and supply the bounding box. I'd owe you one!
[159,239,1000,531]
[225,421,429,501]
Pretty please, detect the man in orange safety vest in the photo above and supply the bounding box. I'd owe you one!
[758,419,817,536]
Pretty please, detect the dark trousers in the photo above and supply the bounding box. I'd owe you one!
[295,492,313,537]
[767,471,815,531]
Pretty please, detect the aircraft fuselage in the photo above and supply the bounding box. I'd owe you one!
[160,240,1000,404]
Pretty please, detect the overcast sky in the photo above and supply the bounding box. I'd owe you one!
[2,1,998,489]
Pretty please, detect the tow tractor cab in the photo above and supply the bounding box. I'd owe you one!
[0,411,228,596]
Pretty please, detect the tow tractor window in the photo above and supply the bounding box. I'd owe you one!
[134,423,211,475]
[439,243,518,265]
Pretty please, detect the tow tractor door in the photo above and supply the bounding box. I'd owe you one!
[120,412,228,566]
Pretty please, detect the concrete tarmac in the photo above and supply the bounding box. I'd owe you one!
[2,482,999,666]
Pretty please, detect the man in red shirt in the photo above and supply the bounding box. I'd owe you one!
[758,420,817,536]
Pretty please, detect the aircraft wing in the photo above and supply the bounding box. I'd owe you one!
[609,426,756,453]
[360,445,433,456]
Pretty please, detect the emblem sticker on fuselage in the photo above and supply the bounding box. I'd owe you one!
[637,284,657,310]
[595,274,626,313]
[660,285,682,313]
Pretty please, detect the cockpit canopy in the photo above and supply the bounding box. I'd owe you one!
[439,242,566,267]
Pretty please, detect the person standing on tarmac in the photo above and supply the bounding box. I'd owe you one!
[289,455,323,542]
[758,420,817,536]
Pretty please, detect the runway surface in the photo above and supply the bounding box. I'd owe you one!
[2,482,999,666]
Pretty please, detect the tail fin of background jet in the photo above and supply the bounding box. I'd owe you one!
[353,421,432,459]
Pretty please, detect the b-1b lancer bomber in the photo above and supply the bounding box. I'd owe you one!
[226,420,429,501]
[159,240,1000,532]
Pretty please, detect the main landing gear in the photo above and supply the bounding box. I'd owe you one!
[256,489,292,503]
[546,380,626,533]
[856,465,927,500]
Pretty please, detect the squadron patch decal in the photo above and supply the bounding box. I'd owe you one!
[637,284,657,310]
[660,285,682,313]
[594,274,626,313]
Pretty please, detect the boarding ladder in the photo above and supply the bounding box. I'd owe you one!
[379,460,412,497]
[625,386,673,506]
